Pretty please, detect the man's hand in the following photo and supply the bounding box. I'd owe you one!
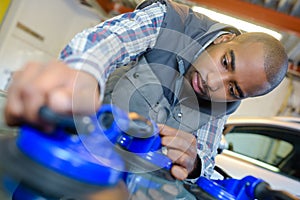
[5,60,100,127]
[158,124,198,180]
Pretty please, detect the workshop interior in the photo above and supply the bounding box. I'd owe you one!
[0,0,300,199]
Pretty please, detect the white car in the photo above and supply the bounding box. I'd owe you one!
[215,117,300,197]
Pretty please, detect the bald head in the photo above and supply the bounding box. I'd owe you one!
[234,32,288,96]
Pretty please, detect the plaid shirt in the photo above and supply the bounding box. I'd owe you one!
[60,2,228,178]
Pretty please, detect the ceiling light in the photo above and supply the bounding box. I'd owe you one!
[192,6,282,40]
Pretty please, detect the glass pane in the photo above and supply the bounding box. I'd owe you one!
[225,132,294,166]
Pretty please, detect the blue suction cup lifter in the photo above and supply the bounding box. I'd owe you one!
[97,105,172,171]
[197,176,264,200]
[97,105,162,153]
[17,124,124,186]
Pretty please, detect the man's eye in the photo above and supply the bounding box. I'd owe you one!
[229,83,239,98]
[229,84,234,96]
[222,56,228,69]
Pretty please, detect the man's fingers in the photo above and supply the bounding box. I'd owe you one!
[12,62,45,86]
[161,135,197,156]
[157,124,178,136]
[48,81,100,115]
[171,165,188,180]
[39,62,100,114]
[21,84,46,123]
[4,103,22,126]
[5,61,70,125]
[167,148,195,173]
[5,62,45,125]
[71,70,100,114]
[158,124,198,177]
[4,60,100,127]
[48,87,73,114]
[158,125,197,145]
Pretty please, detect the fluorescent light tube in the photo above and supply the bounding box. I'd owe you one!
[192,6,282,40]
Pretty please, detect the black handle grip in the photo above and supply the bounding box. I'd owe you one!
[38,106,95,135]
[38,106,76,130]
[255,182,300,200]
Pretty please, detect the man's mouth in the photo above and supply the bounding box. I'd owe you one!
[192,71,207,96]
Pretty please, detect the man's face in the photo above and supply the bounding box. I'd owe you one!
[185,39,270,102]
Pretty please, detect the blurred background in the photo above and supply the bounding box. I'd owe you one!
[0,1,300,198]
[0,0,300,118]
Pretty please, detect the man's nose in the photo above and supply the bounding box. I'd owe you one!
[206,72,228,92]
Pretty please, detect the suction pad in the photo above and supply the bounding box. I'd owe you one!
[0,130,124,198]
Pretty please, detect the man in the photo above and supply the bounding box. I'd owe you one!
[4,0,287,182]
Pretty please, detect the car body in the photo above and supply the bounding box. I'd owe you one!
[215,117,300,197]
[1,91,299,198]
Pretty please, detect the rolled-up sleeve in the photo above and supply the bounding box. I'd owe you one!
[59,2,166,100]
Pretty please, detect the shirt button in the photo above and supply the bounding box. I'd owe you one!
[133,72,139,78]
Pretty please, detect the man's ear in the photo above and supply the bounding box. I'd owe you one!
[213,33,236,44]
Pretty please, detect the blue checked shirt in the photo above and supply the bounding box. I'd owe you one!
[59,2,227,178]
